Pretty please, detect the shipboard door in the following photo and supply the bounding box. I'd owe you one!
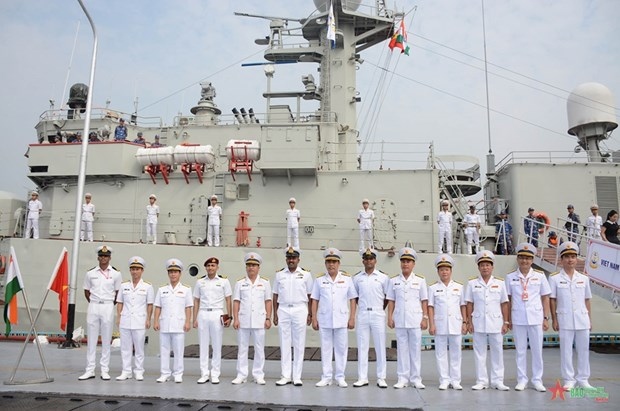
[189,194,209,245]
[373,199,397,250]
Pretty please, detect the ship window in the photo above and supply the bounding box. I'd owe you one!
[237,183,250,200]
[30,166,48,173]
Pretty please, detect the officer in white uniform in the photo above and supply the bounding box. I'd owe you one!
[145,194,159,244]
[193,257,232,384]
[549,242,593,390]
[80,193,96,242]
[232,253,273,385]
[285,198,301,248]
[463,205,481,254]
[428,254,466,390]
[207,195,223,247]
[505,242,551,392]
[153,259,193,383]
[464,250,510,391]
[586,204,602,239]
[437,200,453,254]
[115,256,154,381]
[311,248,358,388]
[386,247,428,389]
[24,191,42,239]
[352,248,389,388]
[79,246,122,381]
[273,247,313,386]
[357,199,375,253]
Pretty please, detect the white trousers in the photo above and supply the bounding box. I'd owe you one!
[559,328,590,385]
[85,303,114,373]
[197,310,224,378]
[513,324,544,385]
[438,226,452,254]
[434,334,462,385]
[395,327,422,384]
[473,332,505,385]
[464,228,479,254]
[146,222,157,243]
[277,304,308,380]
[287,227,299,248]
[159,332,185,377]
[25,218,39,239]
[236,328,265,380]
[319,327,348,381]
[356,311,386,380]
[207,224,220,247]
[359,228,373,252]
[120,328,146,374]
[80,220,93,241]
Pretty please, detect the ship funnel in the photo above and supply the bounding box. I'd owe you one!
[567,82,617,162]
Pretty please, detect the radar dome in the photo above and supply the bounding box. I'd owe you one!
[313,0,360,12]
[567,82,617,135]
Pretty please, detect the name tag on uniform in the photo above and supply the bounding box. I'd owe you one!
[411,283,419,289]
[576,282,585,288]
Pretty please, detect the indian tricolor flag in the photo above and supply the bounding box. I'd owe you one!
[3,247,24,336]
[388,19,410,55]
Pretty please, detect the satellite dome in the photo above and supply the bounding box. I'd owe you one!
[313,0,360,13]
[567,82,617,136]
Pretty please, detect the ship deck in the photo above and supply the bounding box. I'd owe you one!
[0,341,618,410]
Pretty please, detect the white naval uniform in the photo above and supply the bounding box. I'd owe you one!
[154,282,193,378]
[353,269,389,381]
[311,271,358,382]
[273,266,313,381]
[81,202,96,241]
[145,204,159,244]
[437,210,453,254]
[358,209,375,252]
[193,275,232,379]
[386,273,428,385]
[586,215,603,239]
[428,280,464,386]
[207,205,222,246]
[24,198,43,239]
[285,208,301,248]
[117,279,154,376]
[549,270,592,386]
[463,213,481,254]
[83,265,122,374]
[505,268,551,386]
[233,275,272,380]
[464,275,508,386]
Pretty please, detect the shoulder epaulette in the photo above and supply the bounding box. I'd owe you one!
[112,266,120,271]
[160,283,168,287]
[122,280,130,283]
[88,265,97,271]
[390,273,400,279]
[378,269,386,274]
[218,274,228,279]
[494,276,504,281]
[415,273,425,279]
[317,273,326,278]
[143,280,151,285]
[550,271,560,277]
[468,276,478,281]
[533,269,544,274]
[199,275,206,279]
[453,280,463,285]
[182,283,190,287]
[237,276,246,282]
[301,266,311,272]
[341,271,350,277]
[276,267,285,272]
[429,280,439,286]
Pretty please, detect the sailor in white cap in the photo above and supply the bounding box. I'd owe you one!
[428,254,465,390]
[273,247,313,386]
[357,199,375,253]
[285,198,301,248]
[352,248,389,388]
[232,253,272,385]
[80,193,96,242]
[146,194,159,244]
[115,256,154,381]
[24,191,43,239]
[464,250,510,391]
[463,205,481,254]
[586,204,602,239]
[549,242,593,390]
[505,243,551,392]
[436,199,453,254]
[79,246,122,381]
[311,248,358,388]
[207,195,222,247]
[153,259,193,383]
[386,247,428,389]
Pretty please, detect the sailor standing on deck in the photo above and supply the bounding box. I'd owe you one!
[145,194,159,244]
[232,253,273,385]
[505,243,551,392]
[357,199,375,253]
[463,205,481,254]
[464,250,510,391]
[311,248,358,388]
[586,204,602,240]
[80,193,95,242]
[352,248,389,388]
[549,242,593,391]
[24,191,42,239]
[193,257,232,384]
[79,246,122,381]
[428,254,466,390]
[153,259,193,383]
[285,198,301,248]
[273,247,313,386]
[207,195,222,247]
[386,247,428,389]
[437,200,453,254]
[115,256,154,381]
[523,207,540,247]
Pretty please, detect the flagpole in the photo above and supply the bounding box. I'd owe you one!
[63,0,98,348]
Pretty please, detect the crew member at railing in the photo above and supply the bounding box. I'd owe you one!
[524,207,541,247]
[114,118,128,141]
[586,204,603,240]
[133,132,146,146]
[463,205,481,254]
[495,211,513,255]
[564,204,581,243]
[437,200,453,254]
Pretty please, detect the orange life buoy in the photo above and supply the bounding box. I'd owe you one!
[0,255,6,274]
[535,212,550,234]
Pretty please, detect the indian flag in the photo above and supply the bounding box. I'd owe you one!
[388,19,410,55]
[3,247,24,336]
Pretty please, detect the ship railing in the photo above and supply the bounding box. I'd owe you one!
[38,107,163,127]
[494,150,590,172]
[172,110,338,127]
